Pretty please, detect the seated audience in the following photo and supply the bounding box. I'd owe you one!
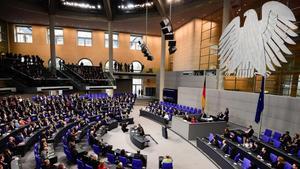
[258,147,269,161]
[275,156,285,169]
[134,150,146,166]
[243,125,254,139]
[223,128,230,138]
[280,131,292,151]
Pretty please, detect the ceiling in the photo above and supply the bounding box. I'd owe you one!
[0,0,299,36]
[0,0,224,36]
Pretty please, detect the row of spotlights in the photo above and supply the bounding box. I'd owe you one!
[160,18,177,54]
[139,41,153,61]
[61,0,101,10]
[118,2,154,10]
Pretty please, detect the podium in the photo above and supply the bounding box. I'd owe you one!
[162,126,168,139]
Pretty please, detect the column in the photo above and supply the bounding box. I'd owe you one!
[159,32,166,101]
[49,14,56,76]
[217,0,230,90]
[108,21,113,74]
[290,73,299,97]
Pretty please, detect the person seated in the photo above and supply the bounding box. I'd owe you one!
[243,125,254,139]
[115,162,123,169]
[119,149,127,158]
[42,159,56,169]
[69,144,78,159]
[275,156,285,169]
[137,124,145,136]
[121,122,128,133]
[243,138,252,149]
[250,141,259,153]
[287,133,299,153]
[88,153,100,168]
[57,163,66,169]
[292,163,298,169]
[223,128,230,138]
[161,155,173,165]
[221,140,229,154]
[209,135,219,148]
[40,146,49,161]
[183,114,191,122]
[191,116,197,123]
[3,149,13,166]
[133,150,146,166]
[97,160,107,169]
[0,154,8,169]
[280,131,292,151]
[257,147,269,161]
[7,137,16,153]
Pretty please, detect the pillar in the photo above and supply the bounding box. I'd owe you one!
[159,32,166,101]
[49,14,56,76]
[217,0,230,90]
[108,21,113,74]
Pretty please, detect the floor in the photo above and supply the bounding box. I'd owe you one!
[21,105,219,169]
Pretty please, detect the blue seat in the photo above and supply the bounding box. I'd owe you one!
[84,165,93,169]
[242,158,251,169]
[92,144,101,155]
[234,153,240,162]
[263,129,272,137]
[35,156,42,169]
[284,162,292,169]
[132,158,143,169]
[119,156,128,167]
[298,150,300,158]
[208,133,214,142]
[237,136,243,144]
[272,132,281,141]
[77,159,85,169]
[162,162,173,169]
[270,153,277,164]
[107,153,115,164]
[217,140,223,148]
[261,135,270,143]
[273,140,281,148]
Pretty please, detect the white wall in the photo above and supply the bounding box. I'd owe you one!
[178,87,300,135]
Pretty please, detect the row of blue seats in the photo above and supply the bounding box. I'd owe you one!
[261,129,300,156]
[34,143,43,169]
[80,93,108,99]
[208,133,294,169]
[160,101,201,114]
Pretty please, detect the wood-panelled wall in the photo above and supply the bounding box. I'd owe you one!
[8,24,166,73]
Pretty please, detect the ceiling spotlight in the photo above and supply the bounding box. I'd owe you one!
[165,33,174,40]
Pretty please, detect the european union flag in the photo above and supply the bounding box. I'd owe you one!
[255,76,265,123]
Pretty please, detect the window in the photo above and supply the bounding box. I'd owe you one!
[47,28,64,45]
[15,25,32,43]
[130,35,143,50]
[131,61,143,73]
[78,58,93,66]
[104,32,119,48]
[77,30,92,46]
[48,57,63,70]
[105,60,117,71]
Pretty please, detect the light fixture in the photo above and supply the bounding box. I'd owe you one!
[160,17,177,55]
[118,2,154,10]
[61,0,101,10]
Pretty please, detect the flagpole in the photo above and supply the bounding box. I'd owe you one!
[258,74,265,139]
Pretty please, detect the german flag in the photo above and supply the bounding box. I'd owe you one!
[201,77,206,111]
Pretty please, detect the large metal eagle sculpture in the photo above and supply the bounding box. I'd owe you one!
[218,1,298,78]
